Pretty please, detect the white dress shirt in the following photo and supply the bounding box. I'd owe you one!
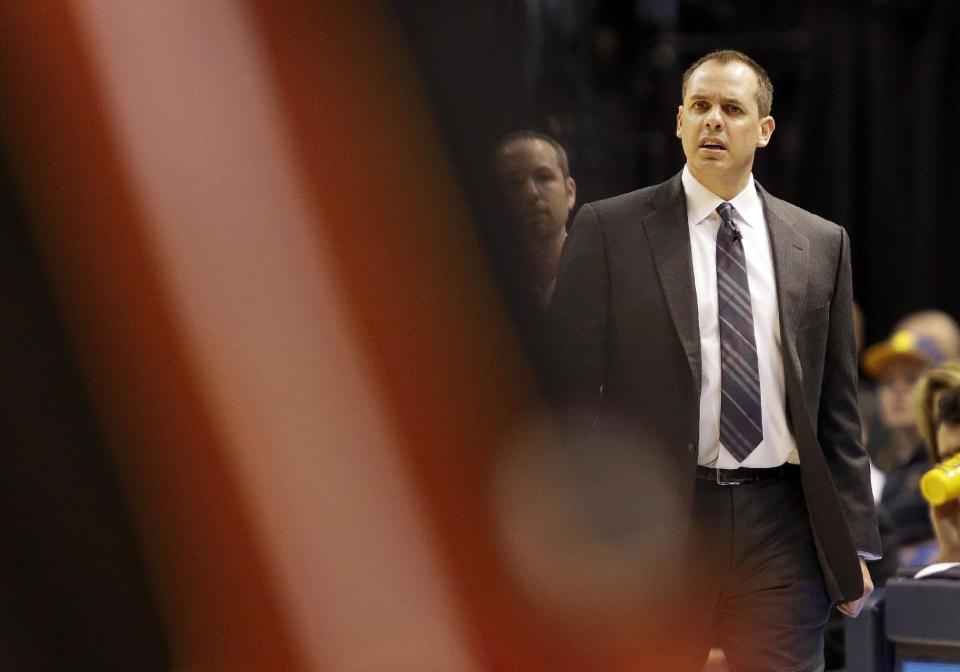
[682,166,799,469]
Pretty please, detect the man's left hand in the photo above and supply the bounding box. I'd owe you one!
[836,557,873,618]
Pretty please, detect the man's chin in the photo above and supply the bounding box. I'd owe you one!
[524,219,557,238]
[691,156,728,170]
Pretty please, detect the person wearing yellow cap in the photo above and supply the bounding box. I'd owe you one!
[864,329,944,467]
[863,329,946,562]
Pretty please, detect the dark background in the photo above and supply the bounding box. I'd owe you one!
[392,0,960,351]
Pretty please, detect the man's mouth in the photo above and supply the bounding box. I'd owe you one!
[699,138,726,151]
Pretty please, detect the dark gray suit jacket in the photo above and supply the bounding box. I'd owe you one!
[549,172,881,603]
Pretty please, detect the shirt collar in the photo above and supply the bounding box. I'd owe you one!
[681,165,764,229]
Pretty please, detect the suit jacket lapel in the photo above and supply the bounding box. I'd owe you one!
[642,175,702,390]
[761,185,810,439]
[761,187,809,362]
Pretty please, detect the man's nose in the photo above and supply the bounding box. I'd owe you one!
[703,106,723,128]
[523,178,540,200]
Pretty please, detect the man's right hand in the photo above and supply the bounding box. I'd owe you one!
[837,558,873,618]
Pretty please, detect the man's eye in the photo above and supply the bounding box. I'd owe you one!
[724,105,741,114]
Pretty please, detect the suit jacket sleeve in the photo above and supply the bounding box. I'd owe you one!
[548,203,608,405]
[818,227,881,556]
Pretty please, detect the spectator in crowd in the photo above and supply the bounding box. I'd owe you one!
[864,329,943,467]
[863,325,952,562]
[914,359,960,460]
[914,362,960,562]
[870,310,960,467]
[496,130,576,309]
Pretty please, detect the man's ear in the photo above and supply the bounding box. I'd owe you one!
[756,115,776,148]
[676,106,683,139]
[565,177,576,209]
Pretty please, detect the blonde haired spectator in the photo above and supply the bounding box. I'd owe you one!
[914,359,960,463]
[913,362,960,563]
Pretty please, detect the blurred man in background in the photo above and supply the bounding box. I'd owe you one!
[496,130,576,309]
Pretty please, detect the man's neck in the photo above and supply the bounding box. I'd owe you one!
[689,167,752,201]
[527,233,565,292]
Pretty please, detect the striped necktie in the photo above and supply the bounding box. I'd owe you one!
[715,201,763,462]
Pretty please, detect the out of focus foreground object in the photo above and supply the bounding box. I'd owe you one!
[0,1,664,671]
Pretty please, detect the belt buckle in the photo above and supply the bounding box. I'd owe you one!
[715,468,746,486]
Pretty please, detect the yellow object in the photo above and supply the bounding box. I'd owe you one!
[862,329,937,379]
[921,453,960,506]
[890,331,917,352]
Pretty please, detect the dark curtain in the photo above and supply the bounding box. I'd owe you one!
[801,0,960,344]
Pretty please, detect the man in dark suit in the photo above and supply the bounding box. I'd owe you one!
[549,50,880,670]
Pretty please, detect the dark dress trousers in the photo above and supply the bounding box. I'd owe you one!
[549,172,882,609]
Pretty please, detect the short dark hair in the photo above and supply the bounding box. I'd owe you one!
[497,130,571,179]
[938,386,960,427]
[681,50,774,118]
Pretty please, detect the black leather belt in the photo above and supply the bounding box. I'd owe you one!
[695,465,789,485]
